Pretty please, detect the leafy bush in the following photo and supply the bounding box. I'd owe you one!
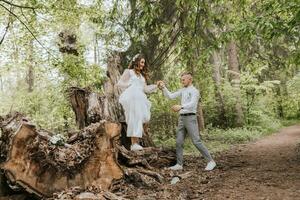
[205,128,263,144]
[0,83,76,133]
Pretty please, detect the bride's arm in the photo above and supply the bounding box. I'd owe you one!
[116,69,131,90]
[144,83,158,94]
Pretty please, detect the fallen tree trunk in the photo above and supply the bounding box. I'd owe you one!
[0,113,175,199]
[0,112,25,163]
[0,114,123,197]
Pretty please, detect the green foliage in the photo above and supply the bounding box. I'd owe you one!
[0,84,76,132]
[206,128,264,144]
[237,0,300,41]
[284,72,300,118]
[0,0,299,151]
[149,91,179,139]
[55,55,106,89]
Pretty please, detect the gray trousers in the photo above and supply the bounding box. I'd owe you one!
[176,115,213,165]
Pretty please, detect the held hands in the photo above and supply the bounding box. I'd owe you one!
[171,105,182,112]
[156,80,165,90]
[156,81,181,112]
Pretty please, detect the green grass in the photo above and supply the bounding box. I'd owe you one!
[281,119,300,126]
[153,119,300,155]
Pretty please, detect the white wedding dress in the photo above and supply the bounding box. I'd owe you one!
[117,69,157,138]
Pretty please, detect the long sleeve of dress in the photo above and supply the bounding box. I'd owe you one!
[144,84,158,94]
[117,69,131,90]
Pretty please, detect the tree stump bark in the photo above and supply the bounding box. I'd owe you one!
[0,114,123,197]
[0,171,7,196]
[0,112,175,198]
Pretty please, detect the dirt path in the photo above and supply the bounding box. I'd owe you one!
[198,125,300,200]
[180,125,300,200]
[121,125,300,200]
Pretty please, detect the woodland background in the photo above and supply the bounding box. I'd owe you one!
[0,0,299,153]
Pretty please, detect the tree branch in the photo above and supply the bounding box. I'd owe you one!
[150,23,181,67]
[0,5,12,46]
[0,3,58,60]
[150,15,181,67]
[193,0,201,36]
[0,0,36,10]
[0,20,10,45]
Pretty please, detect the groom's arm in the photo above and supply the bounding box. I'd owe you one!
[162,87,182,99]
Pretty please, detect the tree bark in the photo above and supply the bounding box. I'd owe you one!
[0,75,3,92]
[0,114,123,197]
[227,40,244,127]
[68,87,89,129]
[0,171,7,196]
[93,35,98,64]
[0,114,175,199]
[211,50,226,127]
[275,85,284,118]
[197,103,205,132]
[58,30,78,56]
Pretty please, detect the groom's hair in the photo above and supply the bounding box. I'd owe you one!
[181,72,193,77]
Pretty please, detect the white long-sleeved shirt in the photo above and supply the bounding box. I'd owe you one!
[163,85,200,114]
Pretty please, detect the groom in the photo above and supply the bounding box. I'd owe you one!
[158,72,216,171]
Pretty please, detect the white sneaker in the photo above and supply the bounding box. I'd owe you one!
[205,160,216,171]
[130,143,143,151]
[169,164,183,170]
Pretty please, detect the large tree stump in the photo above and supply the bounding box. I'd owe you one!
[0,112,175,199]
[0,171,7,196]
[0,112,25,162]
[0,114,123,197]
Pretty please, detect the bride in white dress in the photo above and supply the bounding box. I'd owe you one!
[117,54,158,151]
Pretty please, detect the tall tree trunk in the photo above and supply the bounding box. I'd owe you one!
[275,86,284,118]
[26,39,34,92]
[25,3,37,93]
[197,103,205,131]
[227,40,244,127]
[0,75,3,92]
[210,50,226,127]
[12,32,22,90]
[187,57,205,131]
[93,34,99,64]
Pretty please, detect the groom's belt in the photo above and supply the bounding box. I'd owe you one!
[180,113,196,116]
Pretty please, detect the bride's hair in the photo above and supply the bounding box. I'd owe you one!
[128,54,149,82]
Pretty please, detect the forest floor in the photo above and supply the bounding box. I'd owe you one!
[1,125,299,200]
[117,124,300,200]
